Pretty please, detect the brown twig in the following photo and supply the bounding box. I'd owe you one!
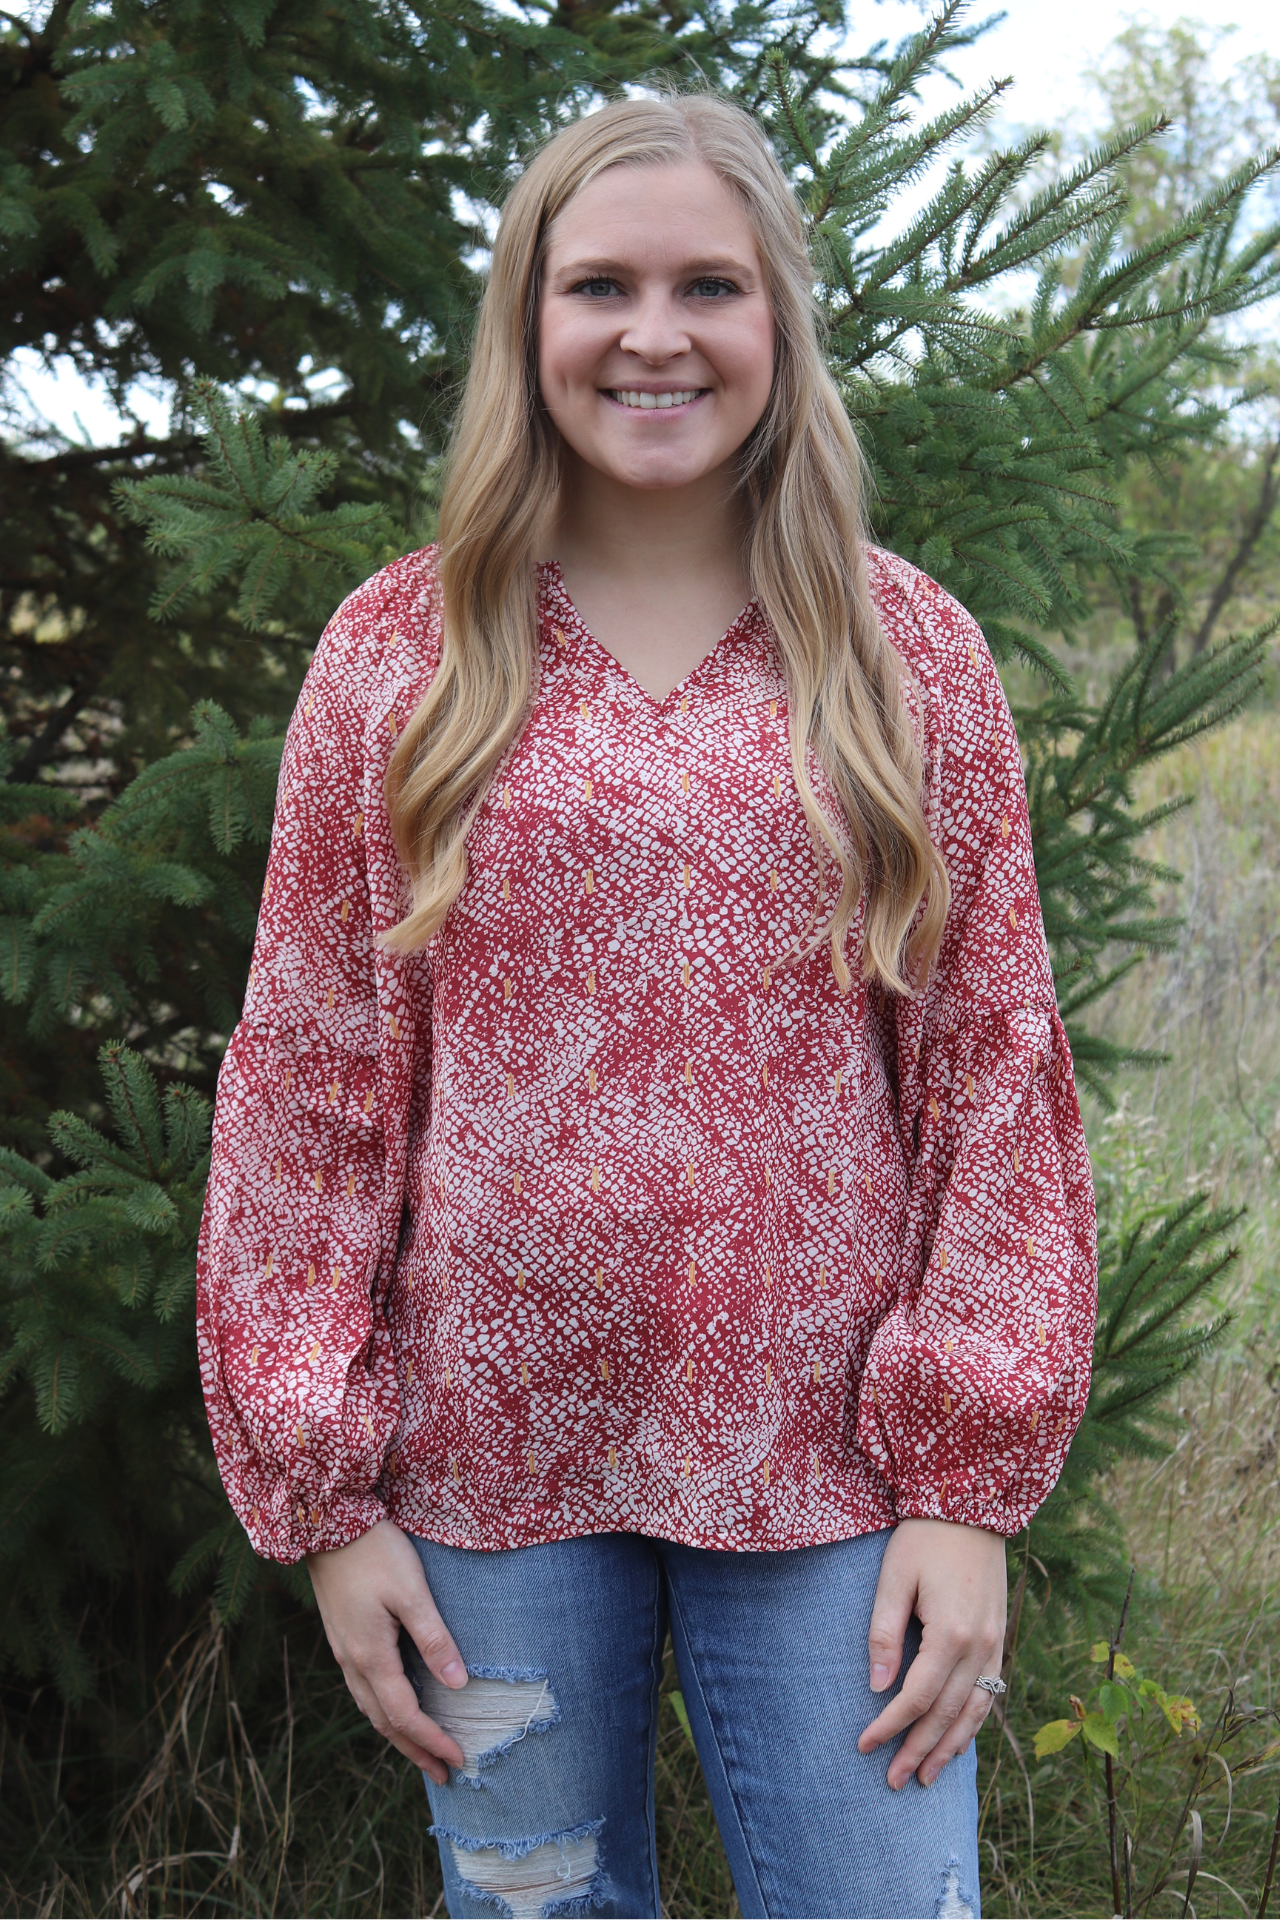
[1107,1568,1137,1917]
[1258,1778,1280,1918]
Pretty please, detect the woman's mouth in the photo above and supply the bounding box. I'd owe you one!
[604,388,706,410]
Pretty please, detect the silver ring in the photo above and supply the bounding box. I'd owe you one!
[974,1675,1007,1696]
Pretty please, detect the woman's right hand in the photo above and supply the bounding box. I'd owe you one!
[306,1517,468,1783]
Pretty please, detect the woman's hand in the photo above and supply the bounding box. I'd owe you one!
[857,1517,1007,1790]
[306,1517,468,1783]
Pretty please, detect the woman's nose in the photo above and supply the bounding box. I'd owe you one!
[618,292,691,364]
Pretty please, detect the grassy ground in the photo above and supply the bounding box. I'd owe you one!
[3,706,1278,1920]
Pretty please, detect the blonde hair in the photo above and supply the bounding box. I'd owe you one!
[384,92,948,991]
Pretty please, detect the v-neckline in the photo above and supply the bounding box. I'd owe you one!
[538,560,760,713]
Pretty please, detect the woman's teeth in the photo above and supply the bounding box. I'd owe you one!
[609,389,702,409]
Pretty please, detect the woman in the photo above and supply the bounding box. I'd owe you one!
[197,93,1097,1920]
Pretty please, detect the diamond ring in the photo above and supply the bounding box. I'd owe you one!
[974,1675,1007,1696]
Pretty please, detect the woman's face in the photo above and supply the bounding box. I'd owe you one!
[537,159,776,494]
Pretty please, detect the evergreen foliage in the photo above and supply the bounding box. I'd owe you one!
[3,0,1279,1687]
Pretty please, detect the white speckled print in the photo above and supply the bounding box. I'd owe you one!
[195,545,1097,1563]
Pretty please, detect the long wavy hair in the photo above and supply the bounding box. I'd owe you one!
[383,93,948,992]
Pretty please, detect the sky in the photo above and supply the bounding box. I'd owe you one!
[9,0,1280,448]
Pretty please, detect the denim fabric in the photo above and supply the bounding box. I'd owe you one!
[404,1527,980,1920]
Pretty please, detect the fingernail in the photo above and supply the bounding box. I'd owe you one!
[870,1663,891,1692]
[442,1659,467,1687]
[922,1767,938,1787]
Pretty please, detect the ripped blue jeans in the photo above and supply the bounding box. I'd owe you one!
[403,1527,980,1920]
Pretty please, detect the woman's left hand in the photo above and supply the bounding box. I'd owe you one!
[857,1517,1008,1789]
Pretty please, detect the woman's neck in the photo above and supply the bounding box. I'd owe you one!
[537,456,755,703]
[543,454,749,599]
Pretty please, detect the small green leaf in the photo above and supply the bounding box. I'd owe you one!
[1033,1719,1082,1757]
[1113,1652,1136,1680]
[1098,1681,1129,1726]
[1089,1641,1110,1663]
[1082,1712,1120,1757]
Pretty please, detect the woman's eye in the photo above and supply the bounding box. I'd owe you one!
[690,277,737,298]
[574,277,618,297]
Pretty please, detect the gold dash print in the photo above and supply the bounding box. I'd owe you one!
[1009,906,1018,929]
[388,1013,400,1039]
[501,783,512,810]
[684,1059,693,1087]
[683,1452,692,1478]
[503,975,513,1001]
[685,1162,696,1189]
[388,708,398,740]
[584,867,593,894]
[595,1265,604,1291]
[608,1444,618,1468]
[517,1266,525,1290]
[772,773,781,797]
[681,960,691,989]
[813,1360,822,1385]
[591,1165,601,1193]
[827,1168,837,1197]
[874,1268,883,1291]
[312,1170,323,1194]
[938,1246,949,1271]
[764,1162,772,1187]
[1001,813,1011,841]
[1036,1320,1047,1348]
[864,1171,873,1195]
[513,1171,523,1196]
[331,1264,341,1290]
[520,1362,529,1385]
[1026,1235,1035,1258]
[579,699,590,722]
[599,1357,610,1383]
[452,1458,461,1483]
[818,1263,827,1288]
[761,1063,769,1089]
[680,695,690,715]
[759,966,772,989]
[1030,1409,1040,1431]
[554,626,565,647]
[506,1072,515,1098]
[769,868,778,893]
[764,1361,772,1387]
[943,1392,953,1415]
[352,809,363,838]
[263,1252,274,1277]
[764,1262,772,1289]
[250,1345,260,1366]
[965,1072,976,1099]
[364,1087,374,1114]
[762,1459,771,1487]
[445,1366,452,1388]
[325,986,335,1011]
[686,1358,694,1384]
[295,1423,307,1449]
[584,777,593,801]
[682,862,692,890]
[586,968,596,995]
[306,1262,316,1288]
[588,1067,598,1093]
[1014,1145,1021,1172]
[681,771,690,795]
[346,1171,356,1197]
[687,1258,697,1289]
[502,877,511,903]
[274,1154,283,1184]
[834,1068,843,1097]
[769,698,778,718]
[527,1449,537,1475]
[339,897,350,923]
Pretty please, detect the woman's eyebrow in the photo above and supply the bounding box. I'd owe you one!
[548,255,757,282]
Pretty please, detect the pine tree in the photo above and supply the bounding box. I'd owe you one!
[4,0,1280,1685]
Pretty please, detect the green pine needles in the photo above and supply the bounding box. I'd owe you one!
[3,0,1279,1685]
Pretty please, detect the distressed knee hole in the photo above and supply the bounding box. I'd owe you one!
[936,1856,976,1919]
[439,1821,603,1919]
[417,1666,558,1782]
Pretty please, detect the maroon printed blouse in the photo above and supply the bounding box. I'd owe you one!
[196,544,1098,1562]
